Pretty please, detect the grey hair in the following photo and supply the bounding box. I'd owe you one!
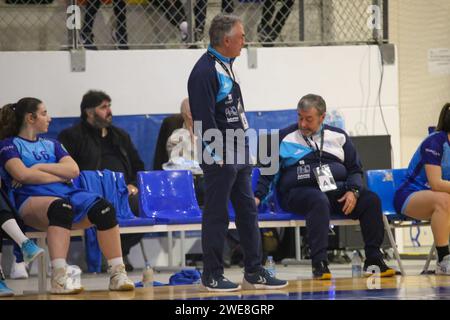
[297,94,327,115]
[209,14,242,47]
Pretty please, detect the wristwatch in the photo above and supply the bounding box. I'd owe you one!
[351,188,360,199]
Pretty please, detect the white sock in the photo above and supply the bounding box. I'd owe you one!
[1,219,28,247]
[108,257,124,272]
[51,259,67,270]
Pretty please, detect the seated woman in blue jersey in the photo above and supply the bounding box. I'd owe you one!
[0,98,135,294]
[394,102,450,275]
[0,185,44,297]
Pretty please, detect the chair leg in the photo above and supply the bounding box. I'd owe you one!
[180,231,186,267]
[37,237,47,294]
[139,239,149,267]
[281,226,310,266]
[295,226,301,260]
[421,242,435,275]
[167,231,173,267]
[382,215,405,275]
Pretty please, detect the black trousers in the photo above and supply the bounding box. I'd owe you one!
[82,0,127,41]
[1,188,20,256]
[120,193,144,257]
[281,187,384,264]
[201,164,262,278]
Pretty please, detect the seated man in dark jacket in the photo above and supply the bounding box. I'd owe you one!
[255,94,395,280]
[58,90,145,271]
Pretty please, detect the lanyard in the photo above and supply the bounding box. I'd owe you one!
[207,51,236,82]
[302,128,324,167]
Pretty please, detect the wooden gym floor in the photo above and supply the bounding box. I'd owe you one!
[3,260,450,300]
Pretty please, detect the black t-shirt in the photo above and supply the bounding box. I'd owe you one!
[100,133,127,179]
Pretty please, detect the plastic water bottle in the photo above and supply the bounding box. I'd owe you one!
[142,264,154,287]
[265,256,276,277]
[351,251,362,278]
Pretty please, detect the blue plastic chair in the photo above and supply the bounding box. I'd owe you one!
[366,169,407,219]
[366,168,434,275]
[228,167,296,221]
[137,170,202,224]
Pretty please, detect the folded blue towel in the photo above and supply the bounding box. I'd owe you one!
[169,269,201,285]
[134,281,166,287]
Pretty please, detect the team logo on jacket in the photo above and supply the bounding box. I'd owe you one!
[225,94,234,105]
[297,164,311,180]
[225,106,239,123]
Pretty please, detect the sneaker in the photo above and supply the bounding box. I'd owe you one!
[109,264,135,291]
[112,28,129,50]
[436,255,450,275]
[66,265,82,289]
[0,280,14,297]
[80,32,98,50]
[200,274,241,292]
[51,267,83,295]
[10,261,28,280]
[21,239,44,264]
[312,260,332,280]
[242,268,288,290]
[179,21,188,42]
[257,24,274,46]
[363,257,396,277]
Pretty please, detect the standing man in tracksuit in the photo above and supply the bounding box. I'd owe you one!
[188,13,287,292]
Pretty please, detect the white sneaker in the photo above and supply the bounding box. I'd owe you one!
[179,21,188,42]
[436,255,450,275]
[10,262,28,280]
[66,265,82,289]
[50,267,83,295]
[109,264,135,291]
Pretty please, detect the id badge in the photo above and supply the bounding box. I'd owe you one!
[237,100,249,130]
[313,164,337,192]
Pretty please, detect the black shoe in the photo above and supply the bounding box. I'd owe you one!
[80,32,97,50]
[363,257,396,277]
[312,260,332,280]
[242,268,288,290]
[200,274,241,292]
[257,24,276,47]
[112,28,129,50]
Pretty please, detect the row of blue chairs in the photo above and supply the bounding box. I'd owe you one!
[127,168,427,276]
[138,168,436,275]
[27,167,432,292]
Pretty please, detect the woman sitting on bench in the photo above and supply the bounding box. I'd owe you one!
[0,98,135,294]
[394,102,450,275]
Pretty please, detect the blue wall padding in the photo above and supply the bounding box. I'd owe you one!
[43,110,298,170]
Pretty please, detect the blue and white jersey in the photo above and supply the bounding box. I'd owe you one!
[0,136,74,204]
[400,131,450,192]
[188,46,249,162]
[208,46,236,104]
[255,123,363,199]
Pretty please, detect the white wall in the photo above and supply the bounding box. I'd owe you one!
[0,45,400,166]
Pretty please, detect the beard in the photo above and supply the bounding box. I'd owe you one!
[299,128,313,137]
[93,112,112,128]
